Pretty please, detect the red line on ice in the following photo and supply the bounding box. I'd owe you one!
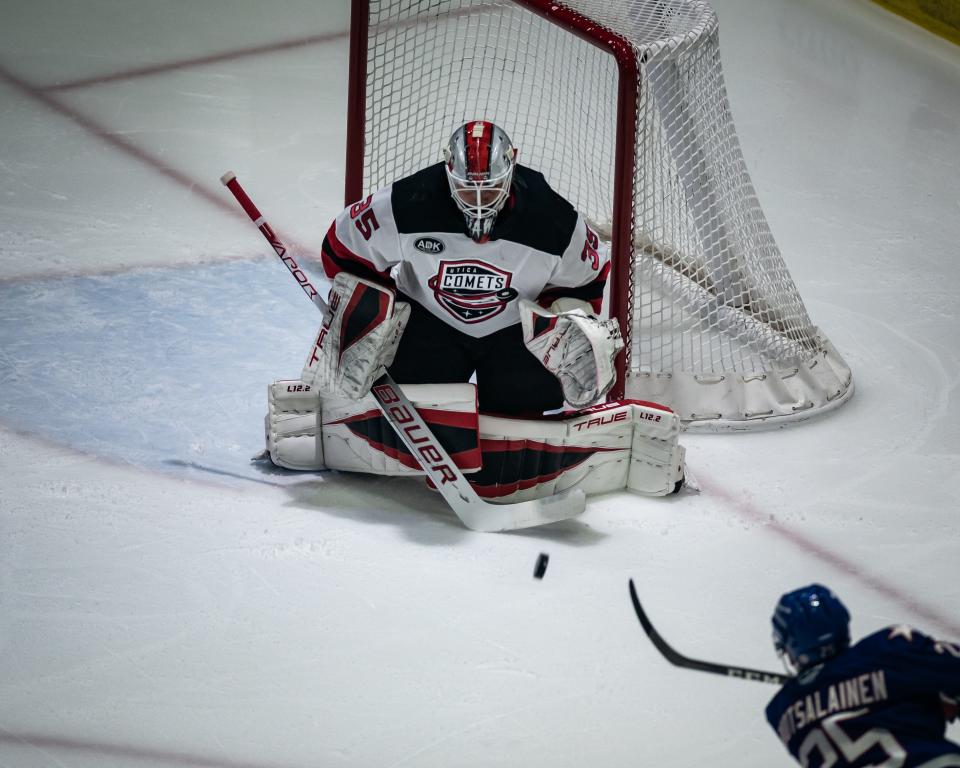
[0,64,315,282]
[43,31,347,91]
[703,476,960,639]
[0,729,304,768]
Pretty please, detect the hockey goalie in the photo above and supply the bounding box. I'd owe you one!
[264,121,686,505]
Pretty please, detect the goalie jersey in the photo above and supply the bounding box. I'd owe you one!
[765,626,960,767]
[320,162,611,337]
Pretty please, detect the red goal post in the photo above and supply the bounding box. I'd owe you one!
[343,0,853,431]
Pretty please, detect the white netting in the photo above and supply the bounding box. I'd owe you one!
[352,0,853,429]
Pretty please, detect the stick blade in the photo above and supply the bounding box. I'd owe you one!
[457,487,586,532]
[628,578,790,685]
[628,579,658,638]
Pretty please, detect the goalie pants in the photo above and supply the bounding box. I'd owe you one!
[387,296,564,416]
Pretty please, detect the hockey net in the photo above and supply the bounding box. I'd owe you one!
[345,0,853,430]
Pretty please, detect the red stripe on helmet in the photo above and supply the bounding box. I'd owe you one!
[465,121,493,180]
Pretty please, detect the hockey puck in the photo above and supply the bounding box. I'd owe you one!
[533,553,549,579]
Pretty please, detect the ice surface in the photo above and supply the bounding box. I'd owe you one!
[1,0,958,766]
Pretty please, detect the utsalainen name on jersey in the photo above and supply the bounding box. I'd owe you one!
[776,670,889,744]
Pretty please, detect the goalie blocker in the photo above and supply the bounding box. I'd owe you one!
[265,381,685,500]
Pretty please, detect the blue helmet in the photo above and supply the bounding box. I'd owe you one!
[772,584,851,672]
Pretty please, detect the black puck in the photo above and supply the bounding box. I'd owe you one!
[534,553,549,579]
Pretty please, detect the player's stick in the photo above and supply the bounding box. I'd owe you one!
[220,171,586,532]
[628,579,789,685]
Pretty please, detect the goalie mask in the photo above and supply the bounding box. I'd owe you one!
[444,121,517,241]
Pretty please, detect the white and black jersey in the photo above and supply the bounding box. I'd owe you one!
[321,163,610,338]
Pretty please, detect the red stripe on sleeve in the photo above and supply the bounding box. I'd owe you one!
[321,221,393,286]
[586,261,612,313]
[537,261,611,314]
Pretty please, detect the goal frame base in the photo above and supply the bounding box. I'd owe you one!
[626,332,853,432]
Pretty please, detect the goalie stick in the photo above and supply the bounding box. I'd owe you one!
[220,171,586,532]
[628,579,789,685]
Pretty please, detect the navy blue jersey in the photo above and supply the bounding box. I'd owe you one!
[766,626,960,767]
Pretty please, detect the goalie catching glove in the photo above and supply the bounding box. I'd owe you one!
[301,272,409,400]
[520,298,624,408]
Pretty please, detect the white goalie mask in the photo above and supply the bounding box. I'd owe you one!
[443,121,518,241]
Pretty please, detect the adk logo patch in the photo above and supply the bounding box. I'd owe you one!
[414,237,445,254]
[427,260,519,323]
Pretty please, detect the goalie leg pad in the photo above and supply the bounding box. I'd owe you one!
[321,383,481,475]
[266,381,325,470]
[266,380,482,475]
[470,400,685,503]
[625,401,685,496]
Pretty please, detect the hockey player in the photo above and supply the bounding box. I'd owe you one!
[766,583,960,768]
[311,119,620,414]
[264,120,685,503]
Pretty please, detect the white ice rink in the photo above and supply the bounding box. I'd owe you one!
[1,0,959,765]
